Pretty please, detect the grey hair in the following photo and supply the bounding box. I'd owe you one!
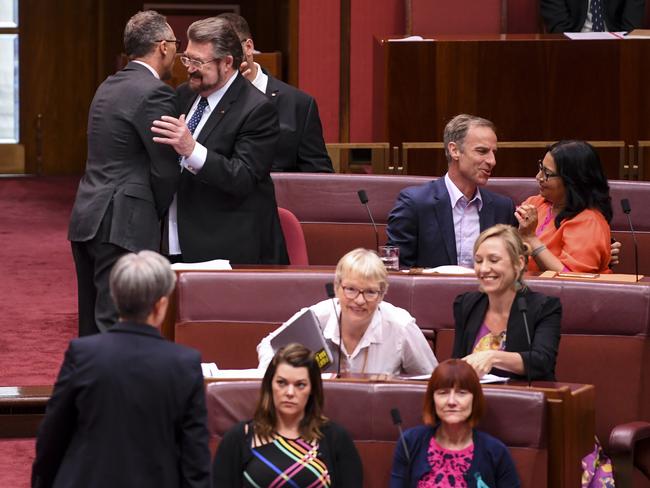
[443,114,496,163]
[109,251,176,322]
[187,16,243,68]
[123,10,171,59]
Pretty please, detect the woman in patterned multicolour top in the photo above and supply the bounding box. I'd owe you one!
[390,359,520,488]
[212,343,362,487]
[452,225,562,382]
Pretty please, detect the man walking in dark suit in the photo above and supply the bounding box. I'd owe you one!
[32,251,211,488]
[152,17,289,264]
[218,13,333,173]
[386,114,517,268]
[68,10,181,336]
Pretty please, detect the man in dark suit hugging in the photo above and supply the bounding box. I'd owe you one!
[68,10,181,336]
[32,251,210,488]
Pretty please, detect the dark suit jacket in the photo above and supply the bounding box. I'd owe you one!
[386,178,517,268]
[452,290,562,381]
[176,73,289,264]
[31,322,210,488]
[541,0,646,33]
[68,62,180,251]
[265,75,333,173]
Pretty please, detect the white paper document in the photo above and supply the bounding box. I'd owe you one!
[171,259,231,271]
[405,373,509,384]
[564,32,626,40]
[201,365,337,380]
[422,265,476,275]
[387,35,434,42]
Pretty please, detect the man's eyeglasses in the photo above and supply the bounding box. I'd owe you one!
[157,39,181,50]
[341,286,383,302]
[179,55,219,70]
[537,161,559,182]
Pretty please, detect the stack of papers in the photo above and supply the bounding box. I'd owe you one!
[171,259,231,271]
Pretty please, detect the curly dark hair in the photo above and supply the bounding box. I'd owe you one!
[547,140,612,229]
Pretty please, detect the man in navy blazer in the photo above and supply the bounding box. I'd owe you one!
[218,13,334,173]
[387,114,517,268]
[32,251,210,488]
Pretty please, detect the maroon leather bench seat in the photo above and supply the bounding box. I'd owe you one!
[271,173,650,274]
[206,380,548,488]
[176,271,650,448]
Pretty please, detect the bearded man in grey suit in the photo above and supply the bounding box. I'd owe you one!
[68,10,181,336]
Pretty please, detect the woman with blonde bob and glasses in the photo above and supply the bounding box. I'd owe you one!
[212,343,362,487]
[453,225,562,381]
[257,248,438,375]
[390,359,520,487]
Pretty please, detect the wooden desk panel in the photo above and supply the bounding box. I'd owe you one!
[378,35,650,179]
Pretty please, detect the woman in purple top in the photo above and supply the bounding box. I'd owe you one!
[390,359,520,487]
[452,224,562,382]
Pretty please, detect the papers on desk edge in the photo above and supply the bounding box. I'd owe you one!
[201,364,336,380]
[400,265,475,275]
[170,259,231,271]
[387,35,434,42]
[407,373,509,384]
[564,32,626,40]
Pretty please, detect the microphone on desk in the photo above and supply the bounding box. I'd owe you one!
[390,408,411,465]
[357,189,379,252]
[325,283,343,378]
[517,296,533,387]
[621,199,639,282]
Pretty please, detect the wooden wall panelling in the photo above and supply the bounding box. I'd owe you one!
[378,36,650,179]
[20,0,100,174]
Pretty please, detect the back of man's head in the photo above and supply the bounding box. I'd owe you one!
[109,251,176,323]
[187,16,244,68]
[123,10,170,60]
[443,114,496,163]
[217,12,252,42]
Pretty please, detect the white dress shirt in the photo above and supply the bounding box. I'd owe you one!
[257,299,438,375]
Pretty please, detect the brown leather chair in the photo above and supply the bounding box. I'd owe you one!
[206,380,548,488]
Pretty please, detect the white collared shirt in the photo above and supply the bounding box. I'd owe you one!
[444,173,483,268]
[167,71,239,255]
[256,299,438,375]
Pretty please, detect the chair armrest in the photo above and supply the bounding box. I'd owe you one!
[609,422,650,454]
